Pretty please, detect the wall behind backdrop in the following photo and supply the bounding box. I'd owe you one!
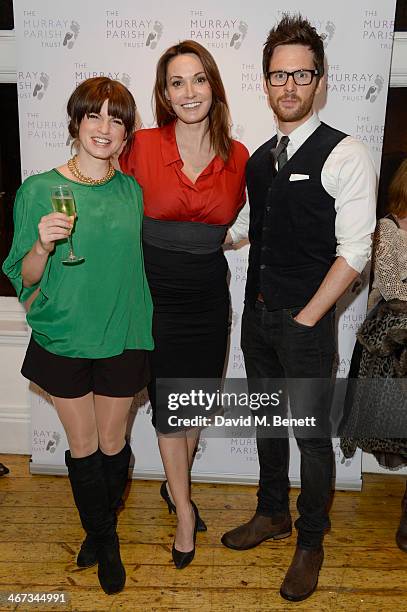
[12,0,397,487]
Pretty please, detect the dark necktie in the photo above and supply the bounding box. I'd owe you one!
[271,135,290,172]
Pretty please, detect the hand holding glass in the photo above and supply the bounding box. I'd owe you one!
[50,186,84,264]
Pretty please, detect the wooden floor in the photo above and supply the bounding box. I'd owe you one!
[0,455,407,611]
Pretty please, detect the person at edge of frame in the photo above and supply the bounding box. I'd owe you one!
[2,77,154,595]
[341,159,407,554]
[220,13,377,603]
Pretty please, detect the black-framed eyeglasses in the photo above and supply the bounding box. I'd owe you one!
[267,69,319,86]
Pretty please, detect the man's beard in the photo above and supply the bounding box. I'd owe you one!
[272,93,314,123]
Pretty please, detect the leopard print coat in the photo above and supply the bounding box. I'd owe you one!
[340,299,407,467]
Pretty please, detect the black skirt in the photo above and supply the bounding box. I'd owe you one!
[22,336,150,399]
[143,242,230,433]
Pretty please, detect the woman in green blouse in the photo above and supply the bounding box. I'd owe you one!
[3,77,153,595]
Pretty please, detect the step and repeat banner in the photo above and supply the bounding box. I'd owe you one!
[14,0,397,488]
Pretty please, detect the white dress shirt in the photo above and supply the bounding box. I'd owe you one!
[230,113,377,273]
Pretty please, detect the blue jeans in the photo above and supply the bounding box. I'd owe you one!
[241,301,336,549]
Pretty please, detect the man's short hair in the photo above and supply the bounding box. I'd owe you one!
[263,14,325,80]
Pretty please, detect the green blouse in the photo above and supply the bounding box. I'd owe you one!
[3,169,154,358]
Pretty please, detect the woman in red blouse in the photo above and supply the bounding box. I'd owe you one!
[120,40,248,569]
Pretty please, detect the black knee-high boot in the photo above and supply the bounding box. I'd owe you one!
[103,442,132,512]
[65,449,126,595]
[76,443,131,569]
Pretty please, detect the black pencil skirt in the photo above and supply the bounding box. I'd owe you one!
[143,242,230,433]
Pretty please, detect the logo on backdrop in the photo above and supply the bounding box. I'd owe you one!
[335,354,352,378]
[327,67,385,103]
[194,439,208,461]
[231,310,240,332]
[361,7,394,49]
[354,115,384,153]
[230,437,258,462]
[73,64,131,88]
[232,255,248,283]
[22,168,43,178]
[319,21,336,47]
[340,304,366,334]
[105,10,163,49]
[334,440,353,468]
[22,10,80,49]
[240,64,267,101]
[24,111,68,150]
[231,124,245,142]
[188,10,247,50]
[231,348,245,373]
[17,71,50,101]
[32,429,62,454]
[365,75,385,103]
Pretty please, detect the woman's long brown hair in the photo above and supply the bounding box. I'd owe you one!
[154,40,232,162]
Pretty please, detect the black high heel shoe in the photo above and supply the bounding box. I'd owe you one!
[172,502,198,570]
[0,463,9,477]
[160,481,207,532]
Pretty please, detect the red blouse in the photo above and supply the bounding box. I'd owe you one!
[120,122,249,225]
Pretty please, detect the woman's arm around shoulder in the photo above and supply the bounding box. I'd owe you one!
[224,140,250,244]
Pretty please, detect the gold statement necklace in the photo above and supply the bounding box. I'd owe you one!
[67,155,115,185]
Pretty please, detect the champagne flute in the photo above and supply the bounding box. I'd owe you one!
[50,185,84,264]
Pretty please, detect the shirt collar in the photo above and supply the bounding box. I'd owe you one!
[160,121,181,166]
[160,120,236,173]
[276,113,321,155]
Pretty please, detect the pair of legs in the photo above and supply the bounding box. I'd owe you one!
[52,392,133,458]
[241,302,335,548]
[144,242,229,556]
[148,301,228,555]
[22,338,149,593]
[55,393,134,594]
[221,301,336,600]
[23,337,147,458]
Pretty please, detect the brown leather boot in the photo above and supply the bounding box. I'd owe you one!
[280,546,324,601]
[396,484,407,553]
[221,513,292,550]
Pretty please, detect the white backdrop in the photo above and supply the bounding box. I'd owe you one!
[13,0,397,489]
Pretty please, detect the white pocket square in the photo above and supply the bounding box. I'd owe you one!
[289,173,309,181]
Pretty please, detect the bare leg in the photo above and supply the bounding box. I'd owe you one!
[51,393,97,458]
[165,427,200,506]
[94,395,134,455]
[158,433,195,552]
